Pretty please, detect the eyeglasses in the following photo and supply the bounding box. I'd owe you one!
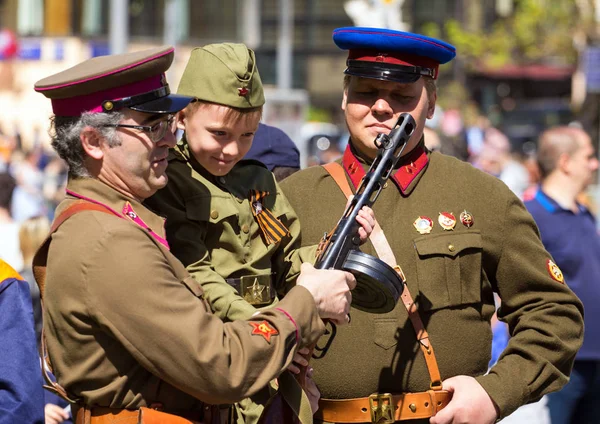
[102,115,176,143]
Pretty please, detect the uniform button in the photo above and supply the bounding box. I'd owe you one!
[241,224,250,233]
[210,210,219,219]
[218,177,226,184]
[448,244,455,252]
[383,182,389,189]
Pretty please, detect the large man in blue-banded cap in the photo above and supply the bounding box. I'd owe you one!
[281,27,584,424]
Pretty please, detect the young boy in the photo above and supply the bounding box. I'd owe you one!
[144,43,374,424]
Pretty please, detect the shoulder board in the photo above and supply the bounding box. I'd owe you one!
[0,259,23,284]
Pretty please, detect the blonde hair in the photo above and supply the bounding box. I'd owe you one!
[19,216,50,266]
[183,100,263,127]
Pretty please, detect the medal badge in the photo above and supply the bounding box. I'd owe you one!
[438,212,456,231]
[546,259,565,284]
[413,216,433,234]
[460,210,474,228]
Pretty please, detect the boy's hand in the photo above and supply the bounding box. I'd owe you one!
[356,206,375,243]
[345,195,376,243]
[287,346,310,375]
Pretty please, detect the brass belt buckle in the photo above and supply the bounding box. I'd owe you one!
[368,393,394,424]
[240,274,272,305]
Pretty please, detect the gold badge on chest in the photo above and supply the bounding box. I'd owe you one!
[413,216,433,234]
[438,212,456,231]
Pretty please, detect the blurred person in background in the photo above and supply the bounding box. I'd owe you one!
[0,172,23,270]
[10,147,46,222]
[525,126,600,424]
[475,128,530,199]
[245,122,300,181]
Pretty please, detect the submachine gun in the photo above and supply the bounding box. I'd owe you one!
[316,112,416,314]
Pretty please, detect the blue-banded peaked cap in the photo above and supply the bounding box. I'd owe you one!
[333,27,456,83]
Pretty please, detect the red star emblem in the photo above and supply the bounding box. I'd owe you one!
[238,87,249,96]
[249,321,278,343]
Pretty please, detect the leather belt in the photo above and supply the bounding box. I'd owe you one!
[225,273,275,305]
[73,405,206,424]
[315,390,451,423]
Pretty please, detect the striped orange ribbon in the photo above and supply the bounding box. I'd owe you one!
[249,190,290,245]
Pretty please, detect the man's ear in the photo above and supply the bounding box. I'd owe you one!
[80,126,105,160]
[176,110,187,131]
[557,152,571,173]
[427,91,437,119]
[341,88,348,112]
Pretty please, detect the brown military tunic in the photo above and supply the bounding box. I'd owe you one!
[42,177,325,411]
[280,143,584,420]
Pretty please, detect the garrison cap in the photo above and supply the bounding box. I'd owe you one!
[245,123,300,171]
[177,43,265,108]
[333,27,456,83]
[34,46,193,116]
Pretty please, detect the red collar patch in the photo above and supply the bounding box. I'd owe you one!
[249,320,279,343]
[342,144,428,194]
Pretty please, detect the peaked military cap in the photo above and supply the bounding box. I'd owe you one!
[178,43,265,108]
[245,123,300,171]
[333,27,456,83]
[35,46,193,116]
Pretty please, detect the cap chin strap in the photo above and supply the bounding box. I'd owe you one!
[102,85,170,113]
[346,60,434,83]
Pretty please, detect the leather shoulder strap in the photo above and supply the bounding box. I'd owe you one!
[321,161,443,389]
[33,200,117,404]
[322,162,354,198]
[33,201,117,299]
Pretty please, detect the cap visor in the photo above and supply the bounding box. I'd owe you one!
[129,94,193,114]
[344,68,421,84]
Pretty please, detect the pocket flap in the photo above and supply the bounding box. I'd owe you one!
[414,231,482,258]
[184,195,239,223]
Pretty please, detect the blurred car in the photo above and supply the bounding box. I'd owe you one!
[499,99,573,154]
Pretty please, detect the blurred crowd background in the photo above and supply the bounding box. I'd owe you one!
[2,2,600,423]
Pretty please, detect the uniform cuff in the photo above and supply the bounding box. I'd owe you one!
[275,285,326,347]
[476,372,527,420]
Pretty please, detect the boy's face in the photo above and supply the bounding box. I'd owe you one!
[179,103,259,176]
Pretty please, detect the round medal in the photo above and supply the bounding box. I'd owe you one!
[438,212,456,231]
[460,210,474,228]
[413,216,433,234]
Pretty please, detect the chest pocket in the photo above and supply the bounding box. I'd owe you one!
[185,195,240,230]
[413,231,483,311]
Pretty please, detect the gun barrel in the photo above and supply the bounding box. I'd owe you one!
[316,112,416,270]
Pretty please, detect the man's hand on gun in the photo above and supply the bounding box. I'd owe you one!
[296,263,356,325]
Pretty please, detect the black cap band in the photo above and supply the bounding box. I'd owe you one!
[345,60,435,83]
[102,86,170,112]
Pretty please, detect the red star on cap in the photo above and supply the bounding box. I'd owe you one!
[238,87,249,96]
[249,321,279,343]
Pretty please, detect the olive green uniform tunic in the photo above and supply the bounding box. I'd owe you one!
[280,145,584,421]
[43,177,325,412]
[145,142,317,320]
